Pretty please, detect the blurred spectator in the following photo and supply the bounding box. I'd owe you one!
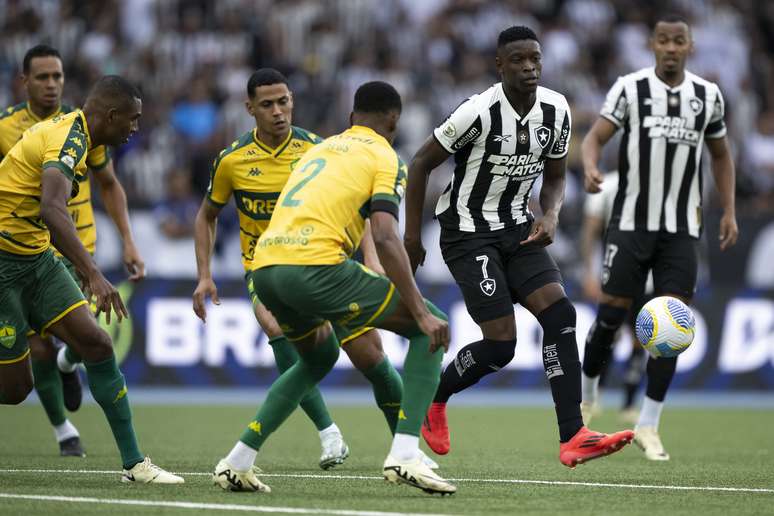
[155,168,199,239]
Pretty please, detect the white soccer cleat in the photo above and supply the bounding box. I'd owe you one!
[121,457,184,484]
[417,449,439,470]
[634,426,670,461]
[319,432,350,470]
[580,400,601,425]
[212,459,271,492]
[383,454,456,495]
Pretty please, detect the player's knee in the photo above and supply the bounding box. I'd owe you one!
[28,335,56,362]
[537,297,576,330]
[595,303,628,332]
[78,326,114,362]
[486,338,517,369]
[0,381,32,405]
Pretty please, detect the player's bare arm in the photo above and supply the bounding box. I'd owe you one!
[705,136,738,251]
[92,160,145,280]
[360,220,385,275]
[371,210,449,352]
[521,155,567,247]
[404,135,450,272]
[192,198,223,322]
[41,167,127,323]
[581,117,618,193]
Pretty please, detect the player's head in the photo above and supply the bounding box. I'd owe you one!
[83,75,142,147]
[650,15,693,76]
[22,45,64,112]
[495,26,541,95]
[350,81,402,144]
[246,68,293,141]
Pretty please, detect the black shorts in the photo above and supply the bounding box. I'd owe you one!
[601,228,698,299]
[440,225,563,323]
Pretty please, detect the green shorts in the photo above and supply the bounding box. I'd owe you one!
[0,249,87,363]
[249,260,398,344]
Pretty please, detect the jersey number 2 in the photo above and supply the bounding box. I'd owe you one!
[282,158,326,207]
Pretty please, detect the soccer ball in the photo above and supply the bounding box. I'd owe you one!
[634,296,695,358]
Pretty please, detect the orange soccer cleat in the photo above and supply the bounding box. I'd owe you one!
[421,402,450,455]
[559,426,634,468]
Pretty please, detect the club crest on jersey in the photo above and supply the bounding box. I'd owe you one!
[689,97,704,114]
[480,278,496,296]
[533,126,552,149]
[442,122,456,138]
[518,131,529,144]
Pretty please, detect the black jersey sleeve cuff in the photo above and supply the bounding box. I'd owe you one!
[42,160,75,181]
[370,198,399,220]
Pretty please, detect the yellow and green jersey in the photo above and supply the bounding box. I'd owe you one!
[252,125,406,269]
[0,110,105,255]
[0,102,110,254]
[207,126,322,270]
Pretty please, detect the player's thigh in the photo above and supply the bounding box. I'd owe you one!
[0,251,39,368]
[46,304,113,363]
[28,333,58,362]
[246,274,284,338]
[503,227,565,313]
[599,229,655,299]
[652,234,698,301]
[0,355,33,404]
[341,328,384,370]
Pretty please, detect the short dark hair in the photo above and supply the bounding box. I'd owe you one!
[23,44,61,74]
[247,68,289,98]
[89,75,142,105]
[353,81,402,114]
[651,14,690,31]
[497,26,539,48]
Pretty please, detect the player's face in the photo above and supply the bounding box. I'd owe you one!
[23,56,64,111]
[651,22,693,75]
[496,39,542,94]
[105,97,142,146]
[246,83,293,139]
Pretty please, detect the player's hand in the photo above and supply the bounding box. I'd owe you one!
[123,240,146,281]
[584,167,604,193]
[193,277,220,323]
[84,270,128,324]
[404,235,426,274]
[417,311,450,353]
[718,211,739,251]
[520,215,557,247]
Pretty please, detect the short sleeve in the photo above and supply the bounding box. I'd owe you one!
[600,77,629,128]
[432,97,483,154]
[547,101,571,159]
[704,87,726,139]
[370,151,406,219]
[206,152,234,206]
[41,121,88,181]
[86,145,111,170]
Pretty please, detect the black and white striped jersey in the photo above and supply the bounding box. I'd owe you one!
[432,83,571,233]
[601,67,726,238]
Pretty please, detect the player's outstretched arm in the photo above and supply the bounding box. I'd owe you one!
[521,156,567,247]
[92,160,145,280]
[192,198,222,322]
[41,168,127,323]
[705,136,738,251]
[371,210,449,351]
[581,118,618,193]
[404,135,450,272]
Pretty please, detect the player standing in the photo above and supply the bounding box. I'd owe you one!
[404,26,633,467]
[0,45,145,457]
[0,75,181,483]
[212,81,455,494]
[580,16,738,460]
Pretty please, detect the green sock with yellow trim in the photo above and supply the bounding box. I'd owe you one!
[241,332,340,451]
[362,356,403,434]
[31,356,66,426]
[84,355,142,469]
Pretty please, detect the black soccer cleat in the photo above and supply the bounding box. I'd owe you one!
[59,436,86,457]
[60,369,83,412]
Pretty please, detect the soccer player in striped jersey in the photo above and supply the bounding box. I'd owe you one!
[405,26,633,467]
[579,16,738,460]
[0,45,145,458]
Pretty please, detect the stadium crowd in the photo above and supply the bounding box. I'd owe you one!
[0,0,772,280]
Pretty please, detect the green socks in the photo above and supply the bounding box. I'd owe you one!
[84,355,143,469]
[362,357,403,434]
[269,336,333,431]
[241,332,340,451]
[64,346,82,365]
[395,336,444,437]
[31,357,66,426]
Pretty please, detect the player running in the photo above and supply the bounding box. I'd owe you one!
[0,75,181,484]
[212,81,455,495]
[404,26,633,467]
[580,15,738,460]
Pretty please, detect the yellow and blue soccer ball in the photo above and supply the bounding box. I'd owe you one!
[635,296,695,358]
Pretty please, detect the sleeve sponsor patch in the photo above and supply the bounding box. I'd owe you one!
[451,125,481,151]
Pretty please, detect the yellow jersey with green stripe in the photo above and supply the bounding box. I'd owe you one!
[0,102,110,254]
[252,125,406,268]
[207,126,322,270]
[0,110,103,255]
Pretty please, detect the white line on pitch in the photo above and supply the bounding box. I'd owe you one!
[0,493,452,516]
[1,468,773,494]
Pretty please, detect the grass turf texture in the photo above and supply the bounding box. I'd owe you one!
[1,403,772,515]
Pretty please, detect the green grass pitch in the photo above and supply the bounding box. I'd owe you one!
[1,402,773,515]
